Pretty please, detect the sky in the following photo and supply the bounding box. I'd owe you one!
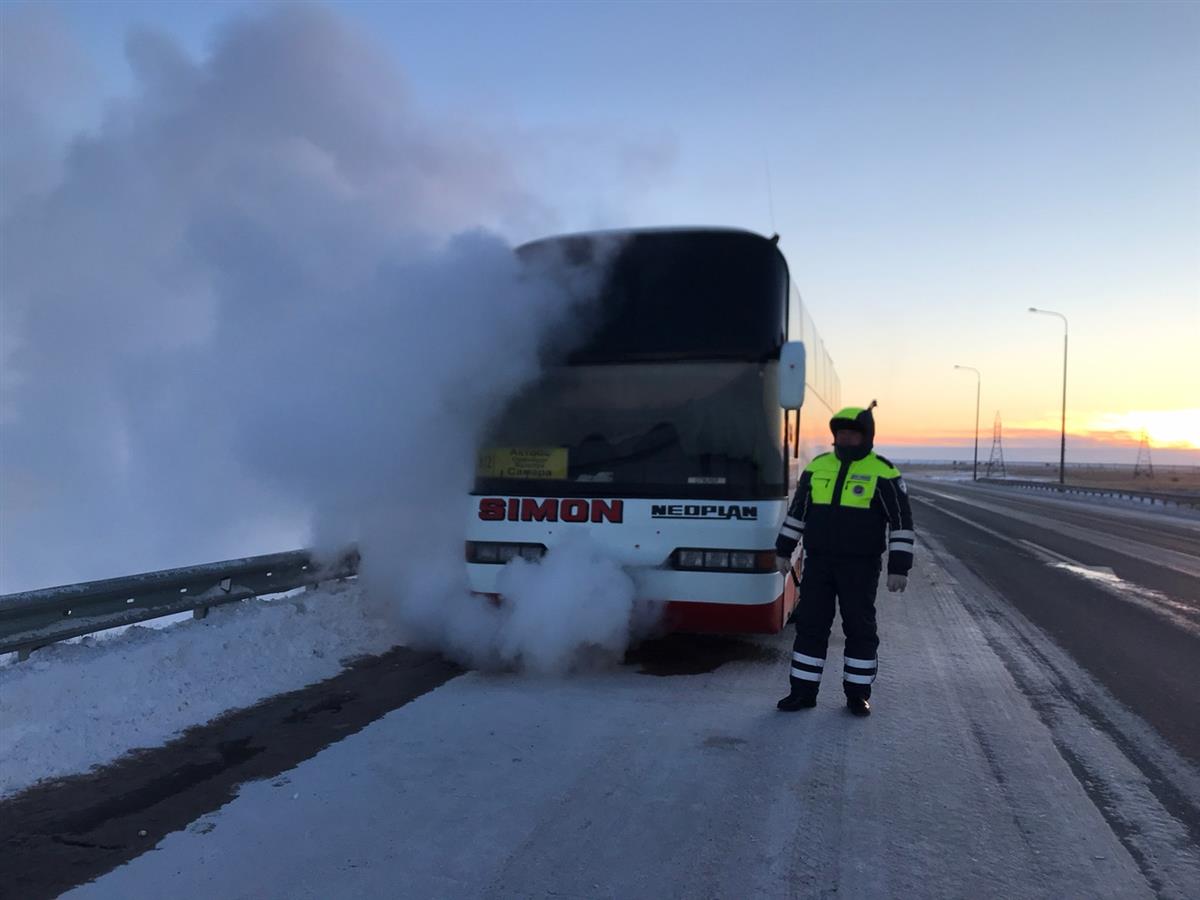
[0,1,1197,589]
[36,0,1199,461]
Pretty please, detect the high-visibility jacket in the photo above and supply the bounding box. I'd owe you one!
[775,451,915,575]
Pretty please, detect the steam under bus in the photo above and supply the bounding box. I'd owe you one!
[466,227,840,634]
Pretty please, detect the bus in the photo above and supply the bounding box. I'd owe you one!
[466,227,840,634]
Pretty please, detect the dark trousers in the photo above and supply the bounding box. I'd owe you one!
[787,555,881,699]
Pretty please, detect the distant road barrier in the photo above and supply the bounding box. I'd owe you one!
[976,478,1200,509]
[0,549,359,661]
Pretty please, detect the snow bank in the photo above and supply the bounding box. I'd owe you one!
[0,581,394,798]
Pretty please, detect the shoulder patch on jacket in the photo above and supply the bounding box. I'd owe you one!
[860,452,900,479]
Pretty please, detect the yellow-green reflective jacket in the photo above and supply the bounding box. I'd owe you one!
[775,451,915,575]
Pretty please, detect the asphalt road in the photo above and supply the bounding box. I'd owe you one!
[909,478,1200,768]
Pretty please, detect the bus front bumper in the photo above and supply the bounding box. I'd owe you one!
[467,566,798,635]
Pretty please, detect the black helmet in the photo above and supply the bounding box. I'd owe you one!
[829,400,877,459]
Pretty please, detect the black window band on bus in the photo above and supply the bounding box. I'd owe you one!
[520,230,789,364]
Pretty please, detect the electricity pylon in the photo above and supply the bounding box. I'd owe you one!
[985,412,1007,479]
[1133,429,1154,479]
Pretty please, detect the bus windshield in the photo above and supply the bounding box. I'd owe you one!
[475,361,786,499]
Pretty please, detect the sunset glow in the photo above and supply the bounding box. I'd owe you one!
[877,409,1200,455]
[1081,409,1200,450]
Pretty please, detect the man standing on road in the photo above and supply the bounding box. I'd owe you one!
[774,402,915,716]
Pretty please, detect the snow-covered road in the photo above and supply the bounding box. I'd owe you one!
[0,582,398,798]
[62,537,1200,899]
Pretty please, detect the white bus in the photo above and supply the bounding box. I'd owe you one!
[466,228,840,634]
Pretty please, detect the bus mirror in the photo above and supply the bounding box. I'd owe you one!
[779,341,806,409]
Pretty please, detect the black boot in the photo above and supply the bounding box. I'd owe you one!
[777,690,818,711]
[846,696,871,716]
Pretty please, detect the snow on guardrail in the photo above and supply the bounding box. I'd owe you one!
[0,549,359,660]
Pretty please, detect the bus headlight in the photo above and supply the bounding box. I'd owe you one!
[466,542,548,564]
[729,551,756,569]
[670,549,776,573]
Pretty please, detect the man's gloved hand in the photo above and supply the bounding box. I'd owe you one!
[776,555,793,576]
[886,574,907,593]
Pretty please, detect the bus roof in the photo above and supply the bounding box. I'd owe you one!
[517,225,783,254]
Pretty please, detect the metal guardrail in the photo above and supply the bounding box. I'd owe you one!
[0,549,360,660]
[976,478,1200,509]
[901,460,1200,476]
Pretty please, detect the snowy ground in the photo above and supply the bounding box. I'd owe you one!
[61,539,1200,899]
[0,581,395,798]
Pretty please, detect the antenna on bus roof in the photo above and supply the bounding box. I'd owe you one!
[763,152,777,236]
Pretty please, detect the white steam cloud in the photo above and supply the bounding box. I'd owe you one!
[0,4,662,673]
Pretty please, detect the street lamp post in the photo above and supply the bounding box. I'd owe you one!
[1029,307,1069,485]
[953,365,981,481]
